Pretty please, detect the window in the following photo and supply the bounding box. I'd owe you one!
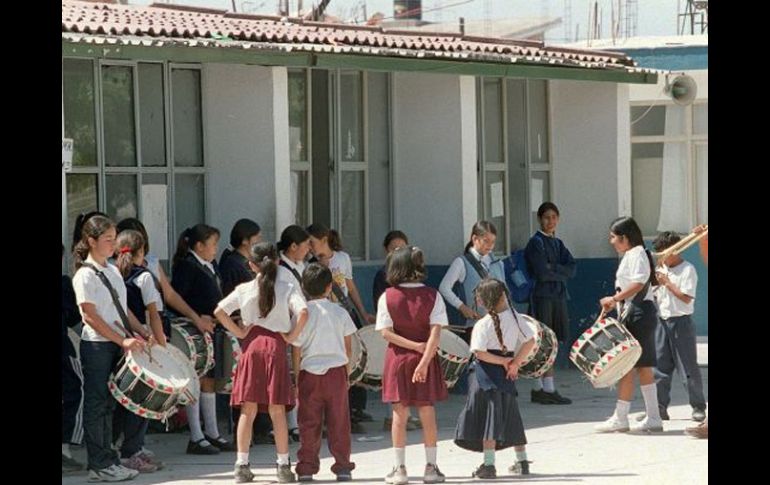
[62,58,205,265]
[478,78,552,253]
[631,101,708,236]
[289,69,392,261]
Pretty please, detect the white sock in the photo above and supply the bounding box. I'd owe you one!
[62,443,72,458]
[425,446,437,465]
[640,384,662,420]
[277,453,290,465]
[543,377,555,393]
[533,378,543,391]
[394,447,406,467]
[515,449,528,462]
[614,400,631,420]
[186,401,206,442]
[287,407,298,430]
[201,392,220,439]
[236,452,249,465]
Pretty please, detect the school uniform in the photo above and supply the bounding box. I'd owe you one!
[72,256,129,471]
[454,309,534,452]
[216,277,307,411]
[375,283,449,406]
[616,246,658,368]
[653,261,706,412]
[62,274,84,446]
[291,299,357,476]
[219,249,255,297]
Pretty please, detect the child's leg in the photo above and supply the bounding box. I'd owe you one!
[637,367,661,420]
[236,403,258,457]
[417,405,438,465]
[296,371,325,476]
[391,403,409,467]
[268,404,290,460]
[482,440,496,465]
[324,368,354,475]
[199,377,221,439]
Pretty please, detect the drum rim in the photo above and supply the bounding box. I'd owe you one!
[170,322,216,376]
[217,332,242,393]
[108,379,179,421]
[590,344,642,388]
[166,343,201,405]
[119,349,190,393]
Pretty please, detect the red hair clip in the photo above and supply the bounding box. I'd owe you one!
[119,247,132,255]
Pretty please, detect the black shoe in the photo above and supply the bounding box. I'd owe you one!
[298,474,314,482]
[692,408,706,422]
[204,434,236,451]
[353,409,374,422]
[350,421,366,434]
[335,470,353,481]
[531,389,550,404]
[472,463,496,479]
[541,390,572,405]
[186,439,220,455]
[509,460,531,475]
[290,428,301,443]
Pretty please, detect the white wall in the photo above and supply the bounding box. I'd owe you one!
[550,80,624,259]
[203,64,291,247]
[392,72,477,264]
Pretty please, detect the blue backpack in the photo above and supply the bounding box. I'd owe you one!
[504,249,535,303]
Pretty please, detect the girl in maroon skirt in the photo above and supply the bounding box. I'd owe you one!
[214,242,308,484]
[375,246,449,485]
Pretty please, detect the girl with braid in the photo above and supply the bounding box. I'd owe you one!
[454,278,536,479]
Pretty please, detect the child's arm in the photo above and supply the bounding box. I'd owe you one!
[159,265,215,333]
[656,273,694,304]
[80,303,144,352]
[380,327,427,353]
[346,278,375,324]
[507,337,537,380]
[126,309,151,340]
[145,303,167,346]
[412,324,442,383]
[213,307,248,339]
[282,308,309,343]
[291,345,301,389]
[345,334,352,385]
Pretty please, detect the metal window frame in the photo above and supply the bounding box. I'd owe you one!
[288,67,313,227]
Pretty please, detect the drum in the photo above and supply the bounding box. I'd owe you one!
[109,345,189,421]
[516,314,559,379]
[166,343,201,406]
[437,328,472,388]
[348,331,368,385]
[169,318,215,377]
[215,330,242,394]
[569,316,641,388]
[356,325,388,391]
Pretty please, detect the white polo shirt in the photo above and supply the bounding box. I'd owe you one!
[73,255,129,342]
[291,299,357,375]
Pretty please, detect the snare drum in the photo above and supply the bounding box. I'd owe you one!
[109,345,189,421]
[356,325,388,391]
[169,318,215,377]
[569,316,641,388]
[215,330,242,394]
[348,331,368,385]
[437,329,472,388]
[166,343,200,406]
[516,314,559,379]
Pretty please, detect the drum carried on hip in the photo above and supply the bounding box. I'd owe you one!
[569,316,641,388]
[169,318,215,377]
[356,325,387,391]
[516,314,559,379]
[348,330,368,385]
[437,329,472,389]
[215,330,243,394]
[109,345,190,421]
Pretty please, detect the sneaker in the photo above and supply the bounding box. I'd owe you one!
[234,463,255,483]
[277,463,296,483]
[121,453,158,473]
[353,409,375,422]
[539,390,572,404]
[204,434,236,452]
[87,464,138,482]
[186,439,220,455]
[298,474,314,482]
[684,421,708,439]
[531,389,549,404]
[595,415,630,433]
[423,463,445,483]
[136,450,164,470]
[62,454,85,473]
[509,460,531,475]
[385,465,409,485]
[350,421,367,434]
[336,470,352,481]
[630,416,664,433]
[692,408,707,422]
[472,464,496,479]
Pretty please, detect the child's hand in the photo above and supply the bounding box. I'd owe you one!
[656,273,670,287]
[196,315,216,334]
[412,363,428,384]
[600,296,616,312]
[506,360,520,380]
[414,342,427,354]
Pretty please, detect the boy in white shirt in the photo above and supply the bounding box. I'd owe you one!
[652,231,706,422]
[291,263,357,482]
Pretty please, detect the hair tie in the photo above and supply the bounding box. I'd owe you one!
[262,255,271,263]
[119,247,132,255]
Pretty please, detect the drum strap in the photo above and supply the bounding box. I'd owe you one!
[279,260,310,300]
[80,262,136,339]
[304,258,366,328]
[463,253,525,335]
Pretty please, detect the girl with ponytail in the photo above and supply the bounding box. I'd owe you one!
[454,278,536,478]
[214,242,309,484]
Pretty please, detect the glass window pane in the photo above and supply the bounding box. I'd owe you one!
[174,174,205,239]
[506,79,529,250]
[291,170,309,227]
[141,174,170,261]
[105,174,138,222]
[288,70,308,162]
[631,105,665,136]
[367,71,391,259]
[484,171,507,254]
[340,72,363,162]
[63,59,97,167]
[631,143,663,236]
[530,171,550,231]
[66,174,99,242]
[173,69,203,167]
[102,65,137,167]
[138,63,166,166]
[528,80,550,164]
[695,143,708,225]
[694,103,708,135]
[483,78,503,164]
[340,171,365,260]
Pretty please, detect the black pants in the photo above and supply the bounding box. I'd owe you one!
[62,348,84,445]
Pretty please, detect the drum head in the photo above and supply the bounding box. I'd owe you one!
[357,325,387,377]
[129,345,190,391]
[166,343,200,405]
